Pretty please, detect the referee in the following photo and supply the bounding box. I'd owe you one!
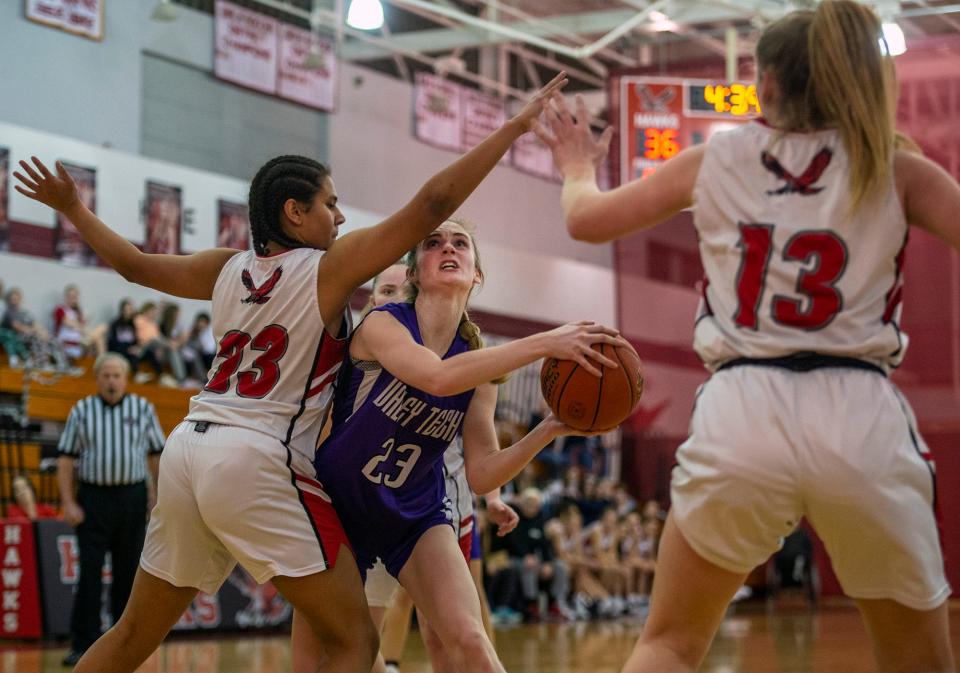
[57,352,165,667]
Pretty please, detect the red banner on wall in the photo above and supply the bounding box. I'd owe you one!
[0,521,42,639]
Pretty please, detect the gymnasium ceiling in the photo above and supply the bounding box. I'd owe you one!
[173,0,960,101]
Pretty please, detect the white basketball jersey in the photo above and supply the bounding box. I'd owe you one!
[442,435,474,535]
[186,248,349,458]
[692,121,908,371]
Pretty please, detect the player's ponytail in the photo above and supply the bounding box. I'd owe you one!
[248,155,331,256]
[809,0,894,210]
[756,1,895,211]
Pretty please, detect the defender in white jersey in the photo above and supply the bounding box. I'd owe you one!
[535,2,960,671]
[12,70,568,673]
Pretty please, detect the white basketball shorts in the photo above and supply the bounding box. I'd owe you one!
[141,421,349,595]
[671,364,950,611]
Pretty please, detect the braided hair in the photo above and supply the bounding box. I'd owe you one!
[248,155,331,256]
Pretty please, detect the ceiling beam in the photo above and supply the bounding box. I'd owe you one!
[341,2,763,60]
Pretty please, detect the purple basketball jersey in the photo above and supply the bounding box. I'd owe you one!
[314,302,475,577]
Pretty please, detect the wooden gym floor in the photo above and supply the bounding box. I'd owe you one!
[3,600,959,672]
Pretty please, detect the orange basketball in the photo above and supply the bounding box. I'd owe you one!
[540,342,644,432]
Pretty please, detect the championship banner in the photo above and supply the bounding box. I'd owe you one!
[413,73,462,152]
[0,520,43,639]
[0,147,9,252]
[55,162,97,266]
[217,199,250,250]
[25,0,104,41]
[277,24,336,112]
[461,89,508,164]
[510,132,558,182]
[144,181,182,255]
[214,0,279,96]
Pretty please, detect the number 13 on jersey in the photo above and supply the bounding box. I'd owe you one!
[734,223,848,331]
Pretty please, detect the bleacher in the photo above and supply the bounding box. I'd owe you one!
[0,357,193,515]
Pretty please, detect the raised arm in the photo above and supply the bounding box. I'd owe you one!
[897,150,960,251]
[351,312,623,397]
[461,384,559,494]
[14,158,239,300]
[533,94,702,244]
[315,73,568,320]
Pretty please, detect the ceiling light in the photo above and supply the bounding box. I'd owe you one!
[881,22,906,56]
[648,10,678,33]
[346,0,384,31]
[150,0,177,22]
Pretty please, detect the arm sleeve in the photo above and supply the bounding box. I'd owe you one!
[57,405,83,457]
[144,402,166,454]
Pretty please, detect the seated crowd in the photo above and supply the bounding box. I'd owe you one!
[484,458,664,624]
[0,278,215,388]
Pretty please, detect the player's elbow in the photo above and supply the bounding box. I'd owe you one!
[419,370,457,398]
[416,179,459,222]
[467,469,495,495]
[566,210,609,244]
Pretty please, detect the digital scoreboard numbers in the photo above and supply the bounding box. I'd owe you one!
[620,77,760,183]
[686,82,761,118]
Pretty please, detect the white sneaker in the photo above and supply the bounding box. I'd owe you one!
[133,372,154,384]
[159,374,179,388]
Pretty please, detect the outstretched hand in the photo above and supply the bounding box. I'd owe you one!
[13,157,81,213]
[510,71,569,133]
[532,93,613,177]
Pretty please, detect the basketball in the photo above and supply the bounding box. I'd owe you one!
[540,342,644,432]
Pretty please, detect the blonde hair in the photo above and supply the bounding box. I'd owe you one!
[406,218,507,384]
[756,1,895,211]
[362,262,409,317]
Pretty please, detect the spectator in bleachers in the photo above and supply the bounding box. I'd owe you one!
[133,301,185,386]
[0,279,6,315]
[585,506,628,617]
[8,474,59,520]
[505,487,570,621]
[181,312,216,383]
[620,511,657,611]
[576,473,613,526]
[641,498,666,523]
[613,482,637,518]
[107,299,141,372]
[52,284,106,361]
[1,287,69,370]
[547,503,609,620]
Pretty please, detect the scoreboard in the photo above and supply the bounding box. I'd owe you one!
[618,76,760,182]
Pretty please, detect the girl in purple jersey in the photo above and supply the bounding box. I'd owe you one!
[12,72,568,673]
[295,220,625,673]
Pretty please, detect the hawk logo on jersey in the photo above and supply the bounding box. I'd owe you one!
[240,267,283,304]
[761,147,833,196]
[637,85,676,112]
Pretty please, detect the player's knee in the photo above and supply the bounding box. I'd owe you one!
[446,623,491,661]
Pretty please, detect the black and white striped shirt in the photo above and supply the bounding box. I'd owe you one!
[57,394,165,486]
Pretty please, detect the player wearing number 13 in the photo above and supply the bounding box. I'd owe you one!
[534,2,960,672]
[10,70,569,673]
